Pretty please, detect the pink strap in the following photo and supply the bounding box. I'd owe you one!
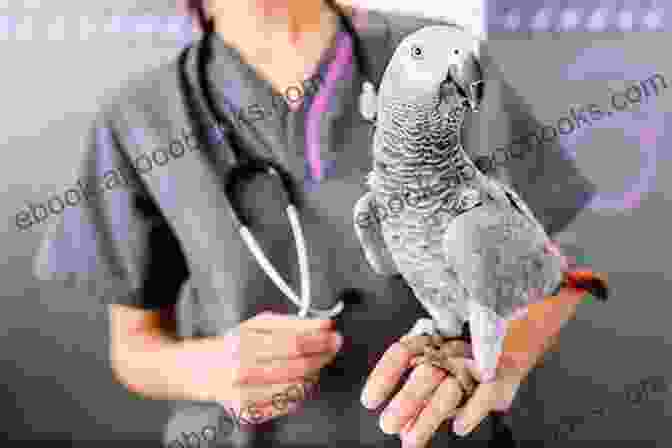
[304,30,354,181]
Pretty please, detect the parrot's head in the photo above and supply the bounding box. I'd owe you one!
[378,25,485,113]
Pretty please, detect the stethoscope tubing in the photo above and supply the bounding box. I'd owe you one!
[188,26,351,319]
[228,163,343,318]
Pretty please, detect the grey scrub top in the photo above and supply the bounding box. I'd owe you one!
[33,8,597,448]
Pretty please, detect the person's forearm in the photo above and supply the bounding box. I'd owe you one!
[500,286,588,378]
[111,331,221,403]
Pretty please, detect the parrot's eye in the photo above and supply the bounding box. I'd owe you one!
[410,44,424,59]
[453,49,460,55]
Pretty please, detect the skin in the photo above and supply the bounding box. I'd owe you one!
[206,0,342,101]
[112,2,592,446]
[361,286,586,447]
[110,308,342,420]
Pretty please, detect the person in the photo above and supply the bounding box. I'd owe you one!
[33,0,604,447]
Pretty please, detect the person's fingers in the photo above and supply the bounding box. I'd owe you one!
[229,379,318,410]
[361,341,416,409]
[467,357,523,413]
[227,379,320,427]
[398,334,434,356]
[241,311,334,332]
[233,350,338,385]
[400,405,424,436]
[448,357,478,396]
[223,401,276,428]
[239,329,343,361]
[379,363,446,434]
[459,354,492,384]
[228,401,294,428]
[234,390,315,427]
[266,380,320,412]
[401,377,464,448]
[452,378,497,437]
[408,355,427,368]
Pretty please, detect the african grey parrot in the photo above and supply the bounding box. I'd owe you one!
[353,25,579,382]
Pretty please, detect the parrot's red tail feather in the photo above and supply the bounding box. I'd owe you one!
[564,271,609,302]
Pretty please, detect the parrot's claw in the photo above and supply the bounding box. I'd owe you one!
[414,348,476,397]
[399,334,442,357]
[402,335,477,397]
[399,318,446,357]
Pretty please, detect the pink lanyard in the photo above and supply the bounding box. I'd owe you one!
[304,29,354,182]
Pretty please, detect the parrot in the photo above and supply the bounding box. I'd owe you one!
[353,25,608,388]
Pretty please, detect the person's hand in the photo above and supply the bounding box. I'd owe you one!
[361,339,525,448]
[195,311,343,425]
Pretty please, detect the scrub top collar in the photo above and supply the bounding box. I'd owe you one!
[202,15,359,169]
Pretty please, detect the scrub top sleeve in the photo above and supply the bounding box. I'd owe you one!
[32,111,189,309]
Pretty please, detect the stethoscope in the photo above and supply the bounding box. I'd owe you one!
[187,2,381,319]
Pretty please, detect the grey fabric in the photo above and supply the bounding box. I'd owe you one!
[33,8,596,448]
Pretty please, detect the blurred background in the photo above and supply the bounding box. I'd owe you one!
[2,0,670,445]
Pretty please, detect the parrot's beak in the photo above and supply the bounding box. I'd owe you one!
[468,301,509,382]
[443,55,485,112]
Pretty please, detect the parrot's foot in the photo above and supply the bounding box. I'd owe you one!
[399,333,445,355]
[411,343,477,397]
[400,334,477,397]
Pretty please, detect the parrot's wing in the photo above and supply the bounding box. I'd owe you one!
[353,192,399,276]
[442,205,509,378]
[488,177,546,236]
[443,203,564,378]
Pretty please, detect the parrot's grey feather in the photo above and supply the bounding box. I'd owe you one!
[353,192,399,276]
[442,204,563,318]
[493,177,547,236]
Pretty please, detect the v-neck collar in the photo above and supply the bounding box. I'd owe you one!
[204,18,348,133]
[192,9,391,184]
